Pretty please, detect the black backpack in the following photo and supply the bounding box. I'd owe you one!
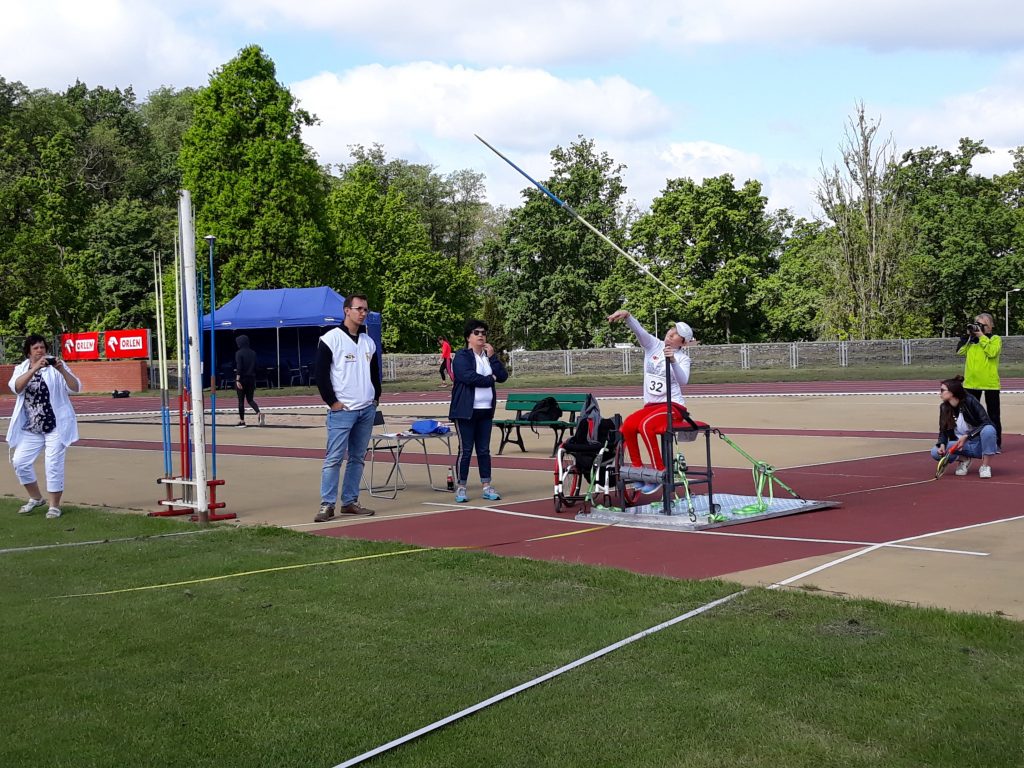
[524,396,563,433]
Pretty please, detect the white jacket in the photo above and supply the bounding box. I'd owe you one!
[6,360,81,450]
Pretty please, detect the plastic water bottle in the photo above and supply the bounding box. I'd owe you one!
[446,467,455,491]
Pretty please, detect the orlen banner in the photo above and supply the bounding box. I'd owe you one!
[61,332,101,361]
[104,329,150,359]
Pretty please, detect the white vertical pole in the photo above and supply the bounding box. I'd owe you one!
[178,190,209,522]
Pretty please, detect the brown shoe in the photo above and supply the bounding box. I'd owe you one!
[314,503,335,522]
[340,502,375,516]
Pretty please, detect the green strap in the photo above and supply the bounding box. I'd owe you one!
[712,429,804,515]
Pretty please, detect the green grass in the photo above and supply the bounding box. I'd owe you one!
[2,501,1022,767]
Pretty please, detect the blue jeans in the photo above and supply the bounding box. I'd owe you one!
[321,405,376,507]
[455,409,493,486]
[930,425,998,462]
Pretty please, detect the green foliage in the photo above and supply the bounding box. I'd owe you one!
[627,175,787,343]
[328,158,479,352]
[179,45,334,296]
[0,77,166,334]
[484,136,628,349]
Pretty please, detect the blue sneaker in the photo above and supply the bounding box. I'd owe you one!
[454,487,468,503]
[481,486,502,501]
[639,482,661,494]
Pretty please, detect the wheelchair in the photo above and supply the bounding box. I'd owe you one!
[553,414,638,513]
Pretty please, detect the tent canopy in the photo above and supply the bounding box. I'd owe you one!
[200,287,383,387]
[202,286,354,330]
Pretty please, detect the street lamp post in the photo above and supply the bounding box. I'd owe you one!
[1006,288,1021,337]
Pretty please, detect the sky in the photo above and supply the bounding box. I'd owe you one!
[3,0,1023,218]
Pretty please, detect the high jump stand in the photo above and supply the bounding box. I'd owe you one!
[150,190,232,524]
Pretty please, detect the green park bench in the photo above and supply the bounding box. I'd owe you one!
[493,392,589,457]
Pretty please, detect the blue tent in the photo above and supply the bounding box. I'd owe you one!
[201,287,383,388]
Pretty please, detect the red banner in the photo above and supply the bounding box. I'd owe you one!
[60,332,101,360]
[104,329,149,359]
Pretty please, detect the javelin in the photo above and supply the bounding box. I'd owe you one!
[475,134,689,304]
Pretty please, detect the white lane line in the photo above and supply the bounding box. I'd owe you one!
[421,503,987,556]
[329,589,746,768]
[771,513,1024,589]
[0,528,212,555]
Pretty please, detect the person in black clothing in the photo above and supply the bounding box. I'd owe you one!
[234,335,262,427]
[930,375,997,478]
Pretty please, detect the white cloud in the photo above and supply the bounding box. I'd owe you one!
[292,62,670,167]
[226,0,1024,64]
[0,0,223,93]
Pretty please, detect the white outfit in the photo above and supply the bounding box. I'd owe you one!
[318,327,377,411]
[626,315,690,406]
[472,351,494,409]
[6,360,81,491]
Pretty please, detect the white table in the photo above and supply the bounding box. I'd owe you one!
[364,430,454,499]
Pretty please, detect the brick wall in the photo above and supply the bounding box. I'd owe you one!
[0,360,149,396]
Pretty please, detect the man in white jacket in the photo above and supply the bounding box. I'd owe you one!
[313,294,381,522]
[6,335,81,519]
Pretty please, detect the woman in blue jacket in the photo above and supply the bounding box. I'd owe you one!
[448,319,508,502]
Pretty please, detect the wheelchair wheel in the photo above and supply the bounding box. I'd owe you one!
[554,464,583,513]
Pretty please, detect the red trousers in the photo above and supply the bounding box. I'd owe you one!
[621,402,687,471]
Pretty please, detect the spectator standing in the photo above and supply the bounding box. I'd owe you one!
[234,334,262,427]
[438,336,453,387]
[6,335,81,519]
[957,311,1002,449]
[314,293,380,521]
[448,319,508,503]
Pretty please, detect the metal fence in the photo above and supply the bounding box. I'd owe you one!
[5,335,1021,382]
[380,336,1024,381]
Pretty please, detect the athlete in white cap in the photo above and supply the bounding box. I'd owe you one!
[608,309,696,490]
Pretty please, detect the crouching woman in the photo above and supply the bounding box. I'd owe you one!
[931,375,997,478]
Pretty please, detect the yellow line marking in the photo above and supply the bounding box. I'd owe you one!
[56,547,431,598]
[55,524,613,599]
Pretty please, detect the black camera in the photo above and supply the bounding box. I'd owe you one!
[44,355,57,365]
[966,323,981,334]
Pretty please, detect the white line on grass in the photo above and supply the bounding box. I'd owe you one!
[424,503,988,557]
[770,512,1024,589]
[329,589,747,768]
[0,528,213,555]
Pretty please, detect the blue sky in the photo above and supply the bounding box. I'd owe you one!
[3,1,1022,218]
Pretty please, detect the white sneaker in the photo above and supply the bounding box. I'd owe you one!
[18,498,46,514]
[45,507,62,519]
[258,412,266,427]
[954,459,973,476]
[979,465,992,479]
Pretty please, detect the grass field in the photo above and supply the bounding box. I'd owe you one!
[3,500,1023,767]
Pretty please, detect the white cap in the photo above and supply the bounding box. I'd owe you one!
[674,322,694,342]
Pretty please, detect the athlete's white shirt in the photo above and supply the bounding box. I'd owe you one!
[319,327,377,410]
[626,315,689,406]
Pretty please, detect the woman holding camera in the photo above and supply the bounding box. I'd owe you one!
[931,375,997,478]
[6,335,81,518]
[957,312,1002,450]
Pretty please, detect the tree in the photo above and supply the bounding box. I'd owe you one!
[483,136,628,349]
[816,104,913,339]
[890,139,1017,336]
[0,79,162,334]
[625,175,786,344]
[179,46,333,295]
[755,219,831,341]
[343,145,488,265]
[327,161,478,352]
